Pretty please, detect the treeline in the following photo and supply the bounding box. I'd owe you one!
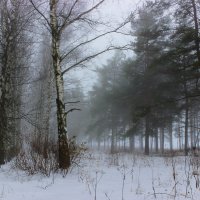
[0,0,33,164]
[88,0,200,155]
[0,0,115,172]
[1,0,200,173]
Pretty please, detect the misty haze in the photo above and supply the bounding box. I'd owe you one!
[0,0,200,200]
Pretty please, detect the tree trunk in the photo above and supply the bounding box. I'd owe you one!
[184,98,189,156]
[0,68,10,164]
[169,123,173,152]
[191,0,200,64]
[0,105,6,165]
[111,127,115,153]
[0,46,10,165]
[129,135,135,152]
[103,134,106,150]
[160,128,165,154]
[140,134,143,151]
[155,128,159,153]
[97,138,100,150]
[190,114,194,148]
[177,120,182,150]
[194,114,198,148]
[50,0,70,169]
[145,116,150,155]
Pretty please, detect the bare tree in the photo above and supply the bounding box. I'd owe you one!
[29,0,129,169]
[0,0,33,164]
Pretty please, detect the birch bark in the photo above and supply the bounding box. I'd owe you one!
[50,0,70,169]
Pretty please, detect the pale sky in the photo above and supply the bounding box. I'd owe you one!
[101,0,140,19]
[92,0,141,61]
[71,0,141,92]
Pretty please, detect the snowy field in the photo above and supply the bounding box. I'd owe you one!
[0,151,200,200]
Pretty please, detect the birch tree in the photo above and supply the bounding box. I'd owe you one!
[0,0,33,164]
[29,0,129,169]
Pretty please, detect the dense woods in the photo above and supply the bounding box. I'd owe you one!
[88,0,200,156]
[0,0,200,175]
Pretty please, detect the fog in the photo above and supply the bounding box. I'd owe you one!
[1,1,200,199]
[70,0,140,92]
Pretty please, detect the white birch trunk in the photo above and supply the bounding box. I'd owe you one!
[50,0,70,169]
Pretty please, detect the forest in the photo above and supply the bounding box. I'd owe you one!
[88,0,200,156]
[0,0,200,199]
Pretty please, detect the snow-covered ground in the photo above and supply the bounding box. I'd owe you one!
[0,151,200,200]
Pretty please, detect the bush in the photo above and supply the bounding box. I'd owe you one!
[13,134,86,176]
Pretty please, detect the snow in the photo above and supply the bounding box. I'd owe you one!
[0,151,200,200]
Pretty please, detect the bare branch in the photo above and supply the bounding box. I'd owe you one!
[65,101,80,105]
[29,0,51,28]
[60,19,130,62]
[59,0,80,33]
[62,44,131,75]
[59,0,105,34]
[65,108,81,115]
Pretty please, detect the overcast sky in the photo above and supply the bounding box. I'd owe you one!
[71,0,141,92]
[102,0,140,18]
[92,0,141,60]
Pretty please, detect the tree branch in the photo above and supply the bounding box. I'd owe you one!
[62,44,131,75]
[65,101,80,105]
[58,0,80,33]
[60,20,130,62]
[59,0,105,34]
[65,108,81,115]
[29,0,51,28]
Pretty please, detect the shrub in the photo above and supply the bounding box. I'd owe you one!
[13,134,86,176]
